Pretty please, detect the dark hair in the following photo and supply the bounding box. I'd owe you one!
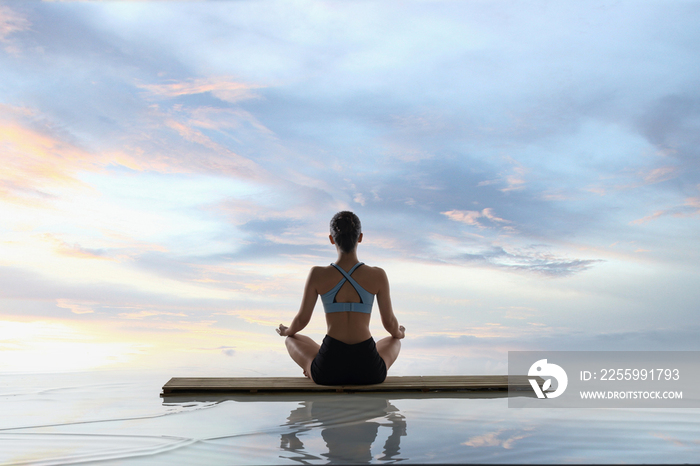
[330,211,362,253]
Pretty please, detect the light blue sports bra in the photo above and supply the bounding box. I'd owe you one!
[321,262,375,314]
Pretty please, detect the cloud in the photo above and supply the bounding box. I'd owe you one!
[39,234,111,261]
[631,197,700,225]
[442,209,484,227]
[0,105,147,205]
[110,103,276,182]
[193,345,237,357]
[137,77,266,103]
[495,157,529,193]
[0,264,237,322]
[162,118,265,180]
[118,310,188,320]
[56,299,96,315]
[0,5,29,39]
[0,4,29,54]
[217,346,236,357]
[162,115,266,178]
[185,106,273,135]
[442,208,511,229]
[478,248,600,276]
[0,179,56,207]
[410,326,700,353]
[633,94,700,208]
[215,308,290,327]
[0,117,92,187]
[424,227,600,276]
[641,166,677,184]
[502,306,538,320]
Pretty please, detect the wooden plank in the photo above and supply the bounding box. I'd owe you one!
[162,391,519,404]
[161,375,535,396]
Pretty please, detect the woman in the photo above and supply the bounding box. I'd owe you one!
[277,211,405,385]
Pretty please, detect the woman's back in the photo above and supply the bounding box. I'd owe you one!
[313,262,384,344]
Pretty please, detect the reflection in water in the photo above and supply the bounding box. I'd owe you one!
[6,372,700,465]
[280,396,407,464]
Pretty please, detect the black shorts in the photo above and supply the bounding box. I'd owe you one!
[310,335,387,386]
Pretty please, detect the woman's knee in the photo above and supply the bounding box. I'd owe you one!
[284,335,298,351]
[377,337,401,369]
[285,334,319,358]
[284,335,299,356]
[378,336,401,351]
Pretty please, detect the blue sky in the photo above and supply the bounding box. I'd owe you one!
[1,0,699,374]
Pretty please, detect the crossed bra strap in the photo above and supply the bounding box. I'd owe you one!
[321,262,375,314]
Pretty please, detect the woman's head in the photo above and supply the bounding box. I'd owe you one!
[330,211,362,253]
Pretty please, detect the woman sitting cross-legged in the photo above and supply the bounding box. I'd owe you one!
[277,211,405,385]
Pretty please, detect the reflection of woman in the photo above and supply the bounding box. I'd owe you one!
[277,211,405,385]
[280,397,407,463]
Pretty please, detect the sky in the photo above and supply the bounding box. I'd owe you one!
[1,0,699,375]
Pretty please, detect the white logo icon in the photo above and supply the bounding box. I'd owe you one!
[528,359,568,399]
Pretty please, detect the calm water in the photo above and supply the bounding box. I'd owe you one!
[2,370,700,464]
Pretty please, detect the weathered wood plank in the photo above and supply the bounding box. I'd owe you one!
[161,375,534,396]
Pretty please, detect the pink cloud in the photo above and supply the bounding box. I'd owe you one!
[0,5,30,54]
[587,165,679,197]
[0,105,152,205]
[442,208,511,228]
[56,299,96,315]
[137,77,266,103]
[186,106,273,135]
[631,197,700,225]
[442,209,483,226]
[499,156,528,192]
[641,166,677,184]
[500,175,526,192]
[481,208,509,223]
[39,234,112,261]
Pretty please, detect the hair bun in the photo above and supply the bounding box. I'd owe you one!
[330,211,362,253]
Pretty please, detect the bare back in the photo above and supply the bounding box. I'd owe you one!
[313,263,384,344]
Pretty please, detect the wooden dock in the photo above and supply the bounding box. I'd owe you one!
[161,375,534,396]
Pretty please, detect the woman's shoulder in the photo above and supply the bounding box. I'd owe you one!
[310,264,337,274]
[354,264,388,295]
[307,265,333,279]
[307,264,347,281]
[361,264,386,276]
[367,265,389,283]
[352,264,388,286]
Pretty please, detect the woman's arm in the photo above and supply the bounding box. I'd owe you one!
[375,267,405,339]
[277,267,320,337]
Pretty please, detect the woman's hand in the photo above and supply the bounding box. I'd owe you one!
[277,324,290,336]
[395,325,406,339]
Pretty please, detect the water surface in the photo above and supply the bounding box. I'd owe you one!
[2,370,699,464]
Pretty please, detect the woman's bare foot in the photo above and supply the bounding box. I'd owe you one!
[303,369,310,379]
